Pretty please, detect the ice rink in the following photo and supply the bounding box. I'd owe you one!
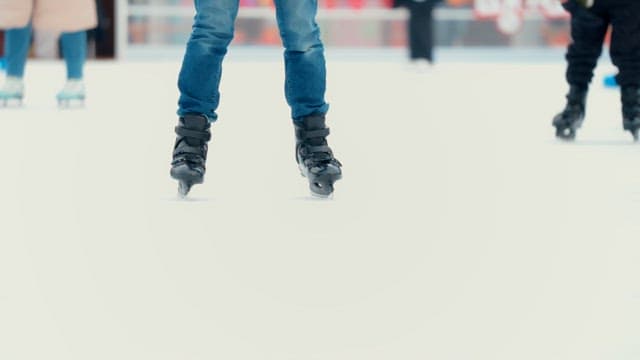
[1,50,640,360]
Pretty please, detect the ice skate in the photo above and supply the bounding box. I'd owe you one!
[406,59,433,73]
[170,114,211,197]
[0,76,24,107]
[553,85,587,140]
[622,86,640,141]
[56,79,85,108]
[294,114,342,198]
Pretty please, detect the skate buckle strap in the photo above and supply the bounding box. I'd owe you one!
[307,145,331,153]
[175,126,211,141]
[171,156,205,167]
[174,143,206,156]
[302,128,330,139]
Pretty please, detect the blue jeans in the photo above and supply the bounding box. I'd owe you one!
[4,24,86,79]
[177,0,329,123]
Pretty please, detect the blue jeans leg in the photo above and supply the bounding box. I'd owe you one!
[60,30,87,79]
[274,0,329,122]
[5,24,32,78]
[177,0,239,121]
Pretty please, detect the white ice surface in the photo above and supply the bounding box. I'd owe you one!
[1,54,639,360]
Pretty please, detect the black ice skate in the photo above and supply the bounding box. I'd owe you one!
[294,114,342,198]
[170,114,211,197]
[553,85,587,140]
[621,86,640,141]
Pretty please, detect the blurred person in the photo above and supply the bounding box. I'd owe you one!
[553,0,640,140]
[169,0,342,198]
[394,0,443,69]
[0,0,97,106]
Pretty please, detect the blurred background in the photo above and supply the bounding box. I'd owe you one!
[0,0,580,61]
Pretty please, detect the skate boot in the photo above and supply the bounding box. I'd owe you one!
[170,114,211,197]
[56,79,85,108]
[0,76,24,107]
[552,85,587,140]
[294,114,342,198]
[621,86,640,141]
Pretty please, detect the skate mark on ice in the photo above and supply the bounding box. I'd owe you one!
[550,139,637,146]
[164,196,212,202]
[291,196,335,202]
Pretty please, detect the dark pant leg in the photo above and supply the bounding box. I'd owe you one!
[564,2,609,88]
[407,2,434,61]
[608,1,640,88]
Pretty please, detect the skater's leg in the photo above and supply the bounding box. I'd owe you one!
[171,0,237,195]
[609,1,640,138]
[608,2,640,88]
[553,2,608,139]
[60,30,87,80]
[56,30,87,106]
[177,0,239,121]
[0,24,31,104]
[274,0,329,121]
[5,23,32,78]
[275,0,341,197]
[563,2,609,88]
[407,2,434,62]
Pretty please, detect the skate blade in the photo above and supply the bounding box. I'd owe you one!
[310,189,334,199]
[171,165,204,199]
[299,163,340,198]
[555,127,576,141]
[309,177,340,199]
[57,98,85,109]
[174,176,203,199]
[0,97,24,108]
[177,181,193,198]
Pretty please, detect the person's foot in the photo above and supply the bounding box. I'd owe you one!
[57,79,85,107]
[406,59,433,73]
[0,76,24,106]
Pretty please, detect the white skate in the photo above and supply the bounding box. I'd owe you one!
[57,79,85,108]
[0,76,24,107]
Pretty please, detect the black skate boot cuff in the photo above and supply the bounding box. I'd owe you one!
[295,128,330,140]
[306,145,332,154]
[566,85,588,104]
[297,114,327,130]
[175,126,211,142]
[181,114,210,127]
